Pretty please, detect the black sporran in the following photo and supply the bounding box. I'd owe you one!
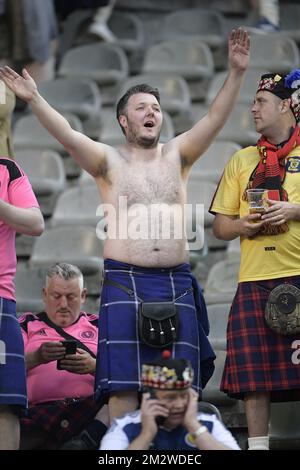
[138,301,179,348]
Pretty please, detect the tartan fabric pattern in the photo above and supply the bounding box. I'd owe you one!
[0,297,27,408]
[252,127,300,201]
[221,275,300,401]
[95,259,215,400]
[21,395,103,445]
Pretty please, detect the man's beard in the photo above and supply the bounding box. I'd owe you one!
[126,124,161,148]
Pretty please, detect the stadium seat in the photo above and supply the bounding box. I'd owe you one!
[207,303,231,350]
[249,34,300,73]
[30,226,104,275]
[160,9,226,49]
[207,69,268,106]
[279,3,300,44]
[189,140,241,183]
[173,103,259,147]
[198,401,223,422]
[269,401,300,449]
[187,178,217,228]
[14,149,65,216]
[38,77,102,138]
[15,265,46,313]
[58,42,129,86]
[13,113,83,178]
[51,186,103,228]
[142,39,214,81]
[202,350,236,405]
[204,258,239,304]
[13,113,83,154]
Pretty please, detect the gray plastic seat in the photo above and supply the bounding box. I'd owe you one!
[107,11,145,52]
[190,103,259,147]
[190,140,241,183]
[249,34,300,73]
[38,78,101,120]
[207,303,231,350]
[58,42,129,86]
[59,10,144,58]
[269,402,300,449]
[142,39,214,81]
[202,350,236,406]
[198,401,223,422]
[119,73,191,115]
[160,9,226,49]
[15,266,46,313]
[204,258,239,305]
[100,108,174,145]
[186,178,217,228]
[14,149,65,196]
[226,237,241,262]
[38,77,102,138]
[207,69,268,106]
[279,3,300,43]
[14,149,66,216]
[30,226,103,275]
[13,113,83,154]
[51,186,103,228]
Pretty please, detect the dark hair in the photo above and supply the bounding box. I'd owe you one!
[116,84,160,134]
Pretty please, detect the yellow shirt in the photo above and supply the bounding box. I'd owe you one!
[210,145,300,282]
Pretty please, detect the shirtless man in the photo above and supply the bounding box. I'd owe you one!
[0,28,250,423]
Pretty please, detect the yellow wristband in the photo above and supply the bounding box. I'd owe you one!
[192,425,208,437]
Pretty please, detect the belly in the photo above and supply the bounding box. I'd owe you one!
[104,237,188,267]
[103,203,188,267]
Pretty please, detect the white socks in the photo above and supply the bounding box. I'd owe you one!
[248,436,269,450]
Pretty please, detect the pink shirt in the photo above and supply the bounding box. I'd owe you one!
[0,158,39,300]
[19,312,99,405]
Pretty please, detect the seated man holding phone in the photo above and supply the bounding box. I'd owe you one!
[19,263,108,449]
[100,351,240,450]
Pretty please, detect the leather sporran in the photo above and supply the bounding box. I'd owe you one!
[138,302,179,348]
[265,284,300,335]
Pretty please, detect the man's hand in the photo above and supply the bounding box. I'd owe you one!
[183,388,201,433]
[58,348,96,375]
[36,341,66,364]
[261,199,300,225]
[236,213,265,237]
[0,66,37,103]
[228,28,250,72]
[139,393,169,440]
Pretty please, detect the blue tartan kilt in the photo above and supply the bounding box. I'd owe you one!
[95,259,215,399]
[0,297,27,409]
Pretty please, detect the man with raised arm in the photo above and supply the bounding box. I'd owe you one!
[0,29,250,424]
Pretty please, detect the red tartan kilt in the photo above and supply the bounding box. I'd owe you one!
[21,395,103,445]
[221,275,300,401]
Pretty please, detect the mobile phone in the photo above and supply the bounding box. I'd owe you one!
[57,340,77,370]
[147,388,167,426]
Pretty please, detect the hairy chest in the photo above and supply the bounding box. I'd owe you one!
[115,160,183,206]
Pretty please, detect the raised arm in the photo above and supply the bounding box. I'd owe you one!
[0,67,110,177]
[174,28,250,169]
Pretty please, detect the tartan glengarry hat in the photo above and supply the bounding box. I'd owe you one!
[257,70,300,122]
[141,352,194,390]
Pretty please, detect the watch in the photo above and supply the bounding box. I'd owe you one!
[192,425,208,438]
